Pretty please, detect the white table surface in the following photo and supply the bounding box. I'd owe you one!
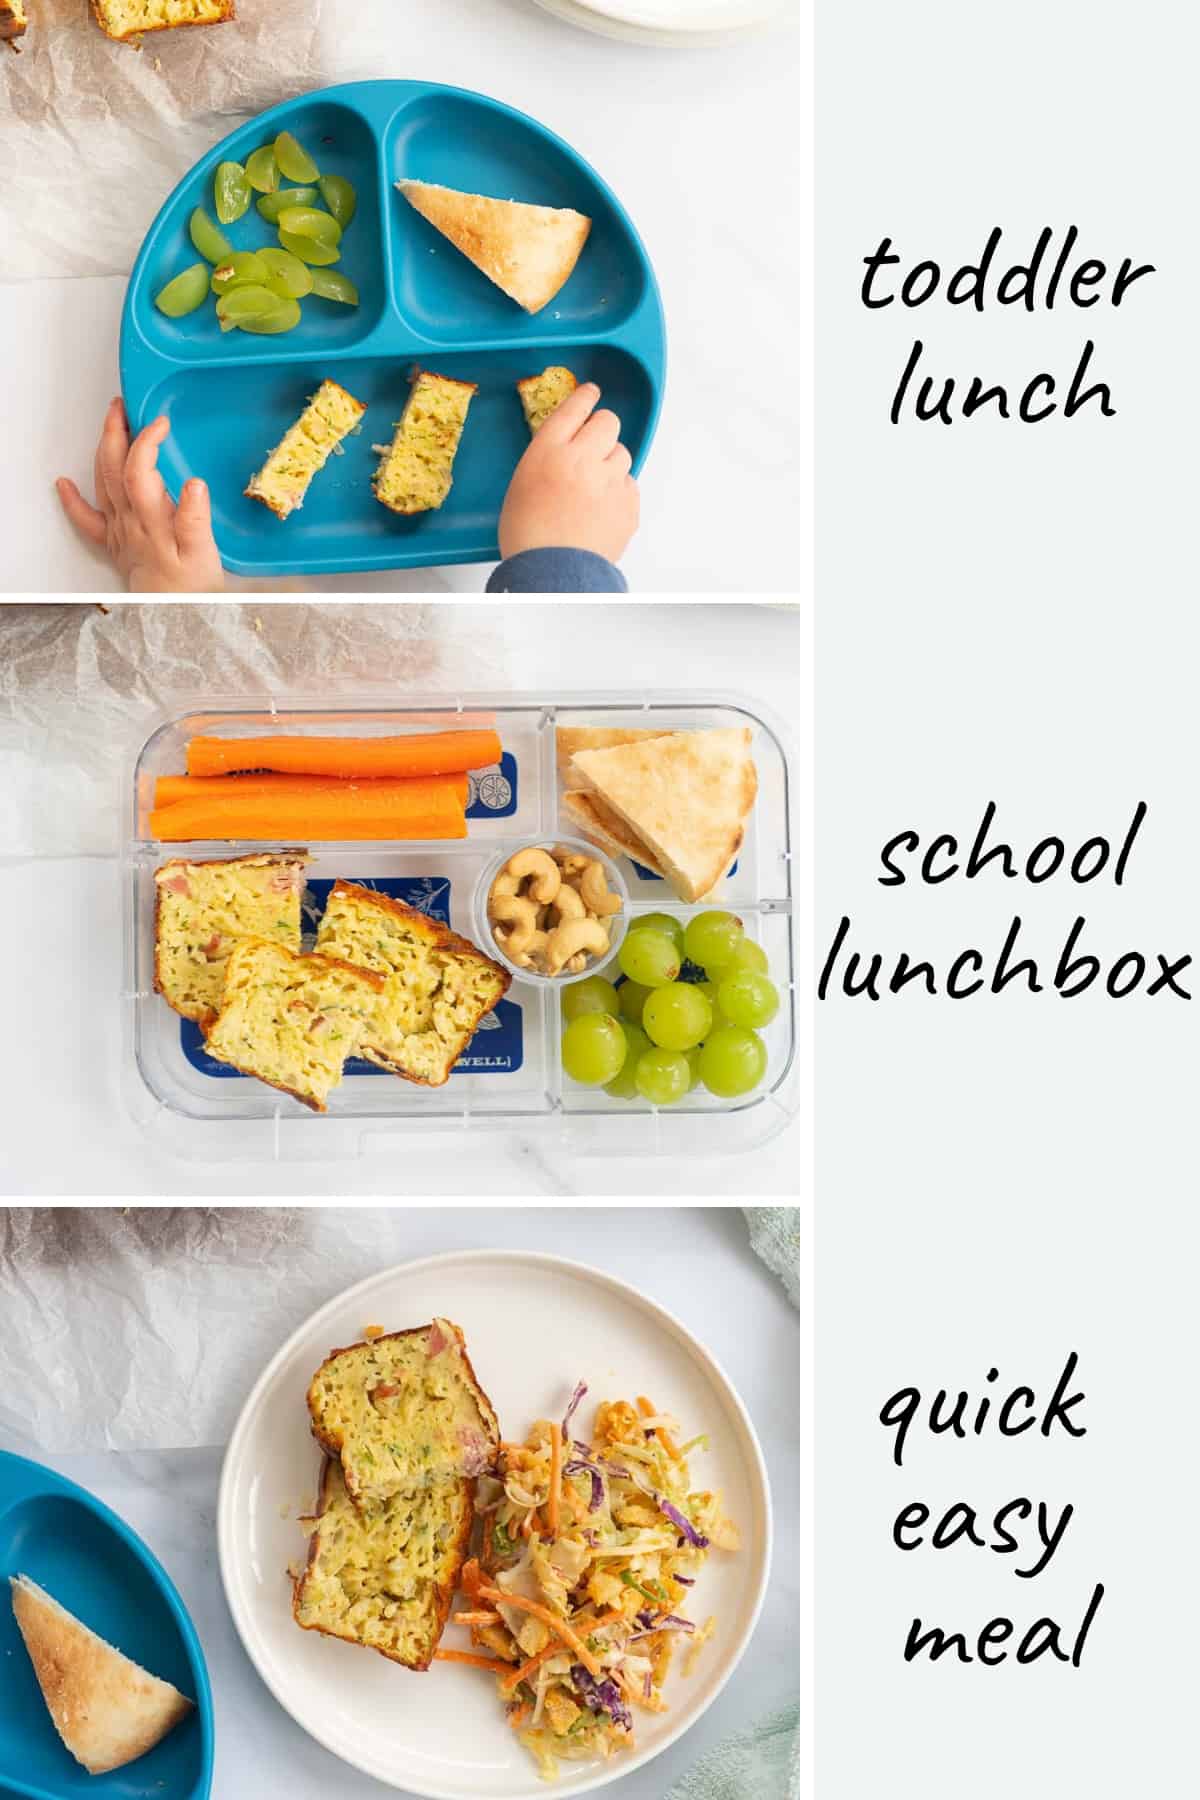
[0,1207,799,1800]
[0,601,803,1197]
[0,0,804,596]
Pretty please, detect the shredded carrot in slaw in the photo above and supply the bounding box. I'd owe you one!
[478,1585,604,1679]
[546,1422,562,1536]
[453,1610,500,1626]
[638,1395,681,1461]
[434,1649,513,1672]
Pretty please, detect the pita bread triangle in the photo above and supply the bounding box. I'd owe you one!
[556,727,671,784]
[569,728,757,903]
[10,1574,193,1775]
[561,789,668,879]
[396,179,592,314]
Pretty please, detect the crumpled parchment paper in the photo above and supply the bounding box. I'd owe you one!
[0,601,509,859]
[3,0,332,281]
[0,1208,476,1454]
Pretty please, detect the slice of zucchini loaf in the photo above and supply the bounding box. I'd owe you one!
[293,1457,474,1669]
[245,380,366,521]
[372,371,476,514]
[314,881,510,1086]
[307,1319,500,1507]
[153,850,308,1026]
[202,939,385,1112]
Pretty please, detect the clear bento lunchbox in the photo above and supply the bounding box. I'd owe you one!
[121,690,799,1161]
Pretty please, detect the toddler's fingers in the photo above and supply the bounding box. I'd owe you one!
[124,416,176,544]
[537,381,601,445]
[174,477,214,559]
[576,408,622,458]
[55,477,109,548]
[96,396,130,516]
[605,442,633,477]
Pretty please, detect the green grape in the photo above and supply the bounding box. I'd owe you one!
[562,1012,627,1086]
[274,130,320,184]
[727,937,769,975]
[562,976,620,1024]
[643,983,713,1052]
[279,228,341,267]
[318,174,357,229]
[635,1048,690,1106]
[244,145,278,193]
[683,1044,704,1091]
[629,911,684,952]
[605,1022,652,1099]
[210,251,270,295]
[214,160,251,225]
[618,928,680,989]
[697,978,721,1013]
[699,1026,767,1098]
[683,910,745,975]
[618,980,653,1025]
[309,268,359,306]
[256,186,320,223]
[717,970,780,1029]
[188,206,233,264]
[278,206,341,247]
[153,262,210,318]
[257,247,314,298]
[215,286,299,334]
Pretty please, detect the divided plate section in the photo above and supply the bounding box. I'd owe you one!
[126,98,388,365]
[140,345,654,574]
[386,89,649,342]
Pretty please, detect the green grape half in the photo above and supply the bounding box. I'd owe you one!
[635,1048,691,1107]
[256,186,320,223]
[210,251,270,295]
[605,1022,652,1099]
[717,970,780,1029]
[216,286,300,334]
[643,983,713,1052]
[257,247,314,298]
[683,910,745,975]
[278,206,341,247]
[278,229,341,267]
[274,130,320,184]
[629,911,684,953]
[214,160,251,225]
[236,295,302,334]
[618,980,653,1026]
[562,976,620,1025]
[309,268,359,306]
[153,262,210,318]
[617,928,680,989]
[699,1026,767,1098]
[727,937,770,975]
[188,206,233,264]
[244,145,278,194]
[318,174,358,229]
[562,1012,627,1086]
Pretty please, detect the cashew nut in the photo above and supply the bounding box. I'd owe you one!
[510,930,550,969]
[564,951,589,974]
[504,847,561,905]
[490,871,520,899]
[545,917,611,976]
[490,894,541,956]
[580,858,622,917]
[549,882,586,922]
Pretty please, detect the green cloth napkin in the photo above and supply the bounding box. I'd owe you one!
[660,1208,801,1800]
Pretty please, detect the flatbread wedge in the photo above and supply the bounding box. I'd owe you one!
[395,179,591,314]
[10,1575,192,1776]
[561,789,668,881]
[555,727,670,784]
[568,728,757,903]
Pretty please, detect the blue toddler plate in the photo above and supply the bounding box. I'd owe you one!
[120,80,667,578]
[0,1451,214,1800]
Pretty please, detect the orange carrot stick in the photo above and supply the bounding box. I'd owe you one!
[546,1423,562,1537]
[637,1395,681,1461]
[154,772,469,809]
[186,730,502,780]
[149,776,466,843]
[477,1586,604,1679]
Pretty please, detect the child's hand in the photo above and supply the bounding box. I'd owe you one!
[57,399,225,593]
[498,382,640,566]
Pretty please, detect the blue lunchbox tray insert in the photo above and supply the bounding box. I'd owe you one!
[0,1451,214,1800]
[120,81,667,578]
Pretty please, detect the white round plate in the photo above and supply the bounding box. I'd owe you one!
[218,1251,772,1800]
[530,0,785,48]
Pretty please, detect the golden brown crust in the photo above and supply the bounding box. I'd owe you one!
[329,880,510,989]
[90,0,234,41]
[0,0,26,42]
[151,850,309,1026]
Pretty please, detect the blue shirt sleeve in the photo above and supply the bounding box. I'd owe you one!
[486,548,628,593]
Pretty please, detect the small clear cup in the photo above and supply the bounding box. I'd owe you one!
[472,835,630,989]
